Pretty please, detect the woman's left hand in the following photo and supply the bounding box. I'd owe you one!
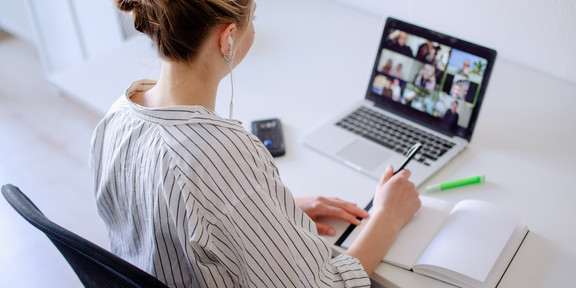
[294,196,369,236]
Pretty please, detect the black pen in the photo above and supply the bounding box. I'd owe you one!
[393,142,423,175]
[335,142,423,246]
[360,142,422,211]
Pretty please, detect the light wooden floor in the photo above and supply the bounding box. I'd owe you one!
[0,30,110,287]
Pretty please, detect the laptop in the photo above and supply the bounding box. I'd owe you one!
[304,17,497,187]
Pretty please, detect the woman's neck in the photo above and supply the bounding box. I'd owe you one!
[132,60,221,110]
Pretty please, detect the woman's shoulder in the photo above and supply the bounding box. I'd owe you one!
[162,118,264,161]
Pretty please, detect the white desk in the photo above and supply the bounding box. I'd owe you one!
[51,0,576,286]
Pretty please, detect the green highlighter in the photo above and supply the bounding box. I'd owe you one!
[425,175,485,193]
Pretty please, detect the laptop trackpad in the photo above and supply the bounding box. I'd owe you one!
[337,140,392,171]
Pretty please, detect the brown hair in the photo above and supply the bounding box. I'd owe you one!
[117,0,252,62]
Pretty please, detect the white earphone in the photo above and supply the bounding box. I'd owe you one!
[227,36,235,119]
[228,36,234,59]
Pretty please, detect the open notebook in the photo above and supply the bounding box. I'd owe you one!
[340,197,529,288]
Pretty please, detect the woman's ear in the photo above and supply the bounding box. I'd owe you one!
[219,23,237,57]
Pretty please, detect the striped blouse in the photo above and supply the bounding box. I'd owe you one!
[90,80,370,287]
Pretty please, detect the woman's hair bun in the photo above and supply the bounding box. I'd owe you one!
[116,0,139,12]
[116,0,251,62]
[117,0,168,12]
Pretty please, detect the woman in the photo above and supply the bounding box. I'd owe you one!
[90,0,421,287]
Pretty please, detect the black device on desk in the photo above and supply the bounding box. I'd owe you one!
[252,118,286,157]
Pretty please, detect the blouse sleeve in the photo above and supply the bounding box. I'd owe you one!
[214,181,371,288]
[330,254,372,287]
[200,128,370,287]
[167,120,371,287]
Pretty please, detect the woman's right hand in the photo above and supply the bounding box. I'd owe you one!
[344,165,421,276]
[372,165,421,233]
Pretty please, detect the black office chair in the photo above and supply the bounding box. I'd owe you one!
[1,184,169,288]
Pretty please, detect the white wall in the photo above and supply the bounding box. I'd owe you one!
[330,0,576,85]
[0,0,36,43]
[69,0,124,59]
[0,0,124,75]
[28,0,85,73]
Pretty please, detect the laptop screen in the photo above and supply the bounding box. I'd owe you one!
[366,18,497,141]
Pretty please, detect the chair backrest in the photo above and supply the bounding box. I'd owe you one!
[1,184,169,288]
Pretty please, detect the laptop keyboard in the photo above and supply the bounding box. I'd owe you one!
[336,107,456,166]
